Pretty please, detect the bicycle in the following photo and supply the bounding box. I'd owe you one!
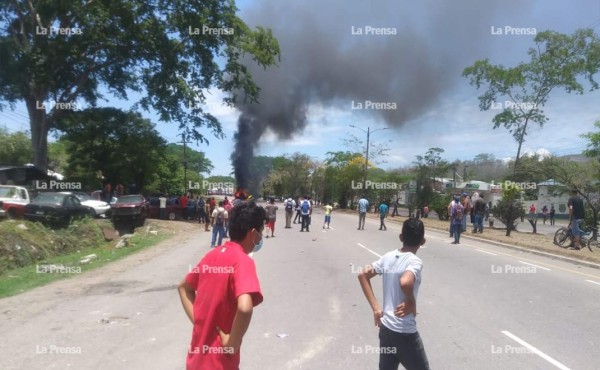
[553,223,599,252]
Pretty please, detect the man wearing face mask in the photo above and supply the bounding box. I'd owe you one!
[178,201,267,370]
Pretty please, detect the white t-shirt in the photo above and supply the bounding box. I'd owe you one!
[372,250,423,334]
[300,200,311,215]
[211,207,228,222]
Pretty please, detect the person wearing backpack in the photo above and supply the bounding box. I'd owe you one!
[284,195,295,228]
[451,196,464,244]
[210,200,229,248]
[300,196,311,232]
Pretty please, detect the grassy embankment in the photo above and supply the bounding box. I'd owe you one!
[0,218,172,298]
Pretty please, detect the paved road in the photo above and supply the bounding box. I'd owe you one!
[0,204,598,369]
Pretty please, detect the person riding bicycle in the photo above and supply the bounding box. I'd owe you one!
[568,189,585,250]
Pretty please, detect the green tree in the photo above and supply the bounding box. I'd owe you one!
[0,127,32,165]
[546,159,599,232]
[430,193,453,221]
[262,153,315,198]
[544,127,600,236]
[581,120,600,180]
[324,151,364,208]
[56,108,167,191]
[47,138,69,174]
[0,1,280,170]
[413,147,451,212]
[463,28,600,175]
[492,186,525,236]
[165,143,213,177]
[146,144,213,196]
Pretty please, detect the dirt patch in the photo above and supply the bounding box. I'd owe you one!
[334,208,600,265]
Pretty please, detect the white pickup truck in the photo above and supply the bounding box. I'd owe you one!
[0,185,31,219]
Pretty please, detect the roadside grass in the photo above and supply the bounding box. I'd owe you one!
[0,220,172,298]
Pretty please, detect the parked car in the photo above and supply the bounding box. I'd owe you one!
[24,192,94,226]
[147,196,182,220]
[0,185,32,219]
[110,195,148,226]
[90,190,117,204]
[62,192,111,218]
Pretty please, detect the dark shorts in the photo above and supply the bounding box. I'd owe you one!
[378,325,430,370]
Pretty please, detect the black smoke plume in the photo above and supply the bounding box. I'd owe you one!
[231,0,537,185]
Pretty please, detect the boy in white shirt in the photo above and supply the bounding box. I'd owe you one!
[358,218,430,370]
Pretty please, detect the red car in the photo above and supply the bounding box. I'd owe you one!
[147,197,182,220]
[110,195,149,227]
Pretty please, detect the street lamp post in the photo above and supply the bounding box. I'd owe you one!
[349,125,388,191]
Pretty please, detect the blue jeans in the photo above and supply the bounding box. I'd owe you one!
[378,325,430,370]
[474,214,484,232]
[211,224,225,247]
[452,223,462,243]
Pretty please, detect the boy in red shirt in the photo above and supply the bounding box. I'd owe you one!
[178,201,267,370]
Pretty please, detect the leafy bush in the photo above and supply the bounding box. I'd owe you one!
[431,193,453,220]
[491,187,525,236]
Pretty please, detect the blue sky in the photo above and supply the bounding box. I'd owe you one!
[1,0,600,177]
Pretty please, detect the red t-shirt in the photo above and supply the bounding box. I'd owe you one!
[185,241,263,370]
[181,196,189,208]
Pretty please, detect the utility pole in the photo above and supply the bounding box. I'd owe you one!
[349,125,388,191]
[453,166,457,189]
[364,126,370,190]
[178,134,192,195]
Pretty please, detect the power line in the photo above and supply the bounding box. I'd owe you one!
[1,110,29,124]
